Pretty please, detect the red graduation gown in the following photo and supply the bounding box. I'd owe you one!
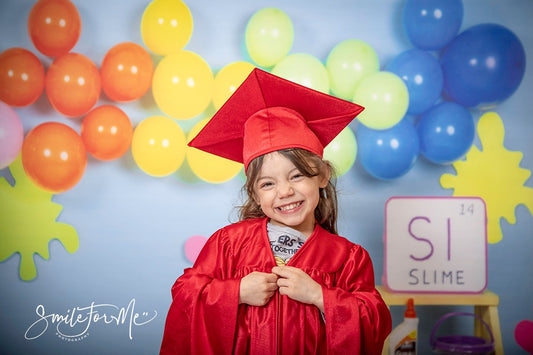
[160,218,391,354]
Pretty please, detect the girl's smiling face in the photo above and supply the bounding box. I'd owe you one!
[253,151,329,236]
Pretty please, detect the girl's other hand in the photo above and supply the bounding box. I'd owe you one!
[239,271,279,306]
[272,266,324,312]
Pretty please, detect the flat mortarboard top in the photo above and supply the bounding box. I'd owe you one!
[188,68,364,171]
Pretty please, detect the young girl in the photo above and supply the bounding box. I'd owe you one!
[160,68,391,354]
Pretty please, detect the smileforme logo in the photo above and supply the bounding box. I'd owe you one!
[24,299,158,342]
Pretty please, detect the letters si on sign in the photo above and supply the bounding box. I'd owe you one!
[383,197,487,294]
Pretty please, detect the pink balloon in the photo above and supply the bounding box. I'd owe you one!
[0,101,24,169]
[515,320,533,354]
[184,235,207,263]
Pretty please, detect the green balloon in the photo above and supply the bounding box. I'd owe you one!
[323,126,357,177]
[271,53,330,93]
[353,71,409,130]
[245,8,294,68]
[326,39,379,101]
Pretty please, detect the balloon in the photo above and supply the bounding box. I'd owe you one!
[152,50,214,120]
[0,48,45,107]
[186,119,243,183]
[440,23,526,108]
[100,42,154,102]
[245,7,294,68]
[515,320,533,354]
[272,53,329,93]
[403,0,463,50]
[0,101,24,169]
[141,0,193,56]
[184,235,207,263]
[131,116,186,177]
[81,105,133,161]
[28,0,81,57]
[357,118,419,180]
[212,61,255,111]
[326,39,379,101]
[45,53,101,117]
[353,71,409,130]
[323,126,357,177]
[416,102,475,164]
[21,122,87,193]
[386,49,443,115]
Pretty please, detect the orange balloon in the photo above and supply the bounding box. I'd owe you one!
[21,122,87,193]
[28,0,81,57]
[0,48,45,107]
[45,53,101,117]
[100,42,154,102]
[81,105,133,161]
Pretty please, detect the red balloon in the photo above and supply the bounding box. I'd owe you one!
[101,42,154,102]
[28,0,81,57]
[0,48,45,107]
[81,105,133,161]
[45,53,101,117]
[21,122,87,193]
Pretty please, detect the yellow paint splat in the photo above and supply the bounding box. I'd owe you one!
[0,156,79,281]
[440,112,533,243]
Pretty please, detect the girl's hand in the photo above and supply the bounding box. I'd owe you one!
[239,271,279,306]
[272,266,324,312]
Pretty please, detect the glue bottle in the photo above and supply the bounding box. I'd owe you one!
[389,298,418,355]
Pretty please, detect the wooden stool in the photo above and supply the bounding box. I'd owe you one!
[377,286,503,355]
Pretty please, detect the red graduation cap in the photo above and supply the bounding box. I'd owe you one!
[188,68,364,171]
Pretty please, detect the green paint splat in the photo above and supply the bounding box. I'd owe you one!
[440,112,533,244]
[0,155,79,281]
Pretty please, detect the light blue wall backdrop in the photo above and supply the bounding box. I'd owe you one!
[1,0,532,354]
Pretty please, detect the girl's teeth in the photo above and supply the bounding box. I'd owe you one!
[280,202,301,211]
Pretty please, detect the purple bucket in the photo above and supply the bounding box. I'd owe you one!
[430,312,495,354]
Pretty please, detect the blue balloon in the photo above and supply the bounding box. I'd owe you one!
[440,23,526,108]
[386,49,443,115]
[403,0,463,50]
[416,102,475,164]
[357,118,419,180]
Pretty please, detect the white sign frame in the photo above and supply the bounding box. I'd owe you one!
[383,196,488,294]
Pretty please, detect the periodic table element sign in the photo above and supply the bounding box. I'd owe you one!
[383,197,488,294]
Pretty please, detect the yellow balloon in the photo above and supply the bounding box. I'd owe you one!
[152,50,214,119]
[272,53,330,94]
[326,39,379,101]
[141,0,193,55]
[132,116,186,177]
[353,71,409,130]
[245,7,294,68]
[187,119,243,183]
[323,126,357,177]
[212,61,255,110]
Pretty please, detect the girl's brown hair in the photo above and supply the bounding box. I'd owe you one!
[238,148,338,235]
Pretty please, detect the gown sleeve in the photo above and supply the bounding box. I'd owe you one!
[160,228,241,355]
[322,245,391,355]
